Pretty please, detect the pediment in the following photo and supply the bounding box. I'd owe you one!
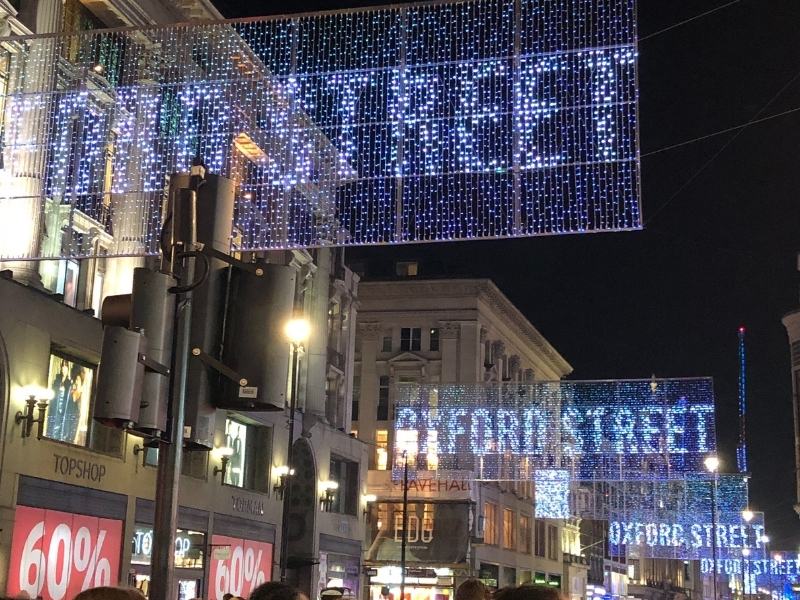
[388,351,428,365]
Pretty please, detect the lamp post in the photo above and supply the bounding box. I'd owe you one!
[742,509,754,599]
[279,317,310,583]
[705,456,720,600]
[400,449,409,600]
[742,548,751,600]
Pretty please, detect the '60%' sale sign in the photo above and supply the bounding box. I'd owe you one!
[209,535,272,600]
[7,505,122,600]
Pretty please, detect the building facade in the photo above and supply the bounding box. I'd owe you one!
[351,274,584,600]
[0,1,371,599]
[782,254,800,518]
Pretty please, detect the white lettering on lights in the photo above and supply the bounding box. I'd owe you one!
[608,521,765,550]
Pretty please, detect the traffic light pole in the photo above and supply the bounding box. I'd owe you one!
[150,168,203,600]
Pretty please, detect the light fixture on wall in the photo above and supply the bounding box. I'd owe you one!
[273,465,295,500]
[212,446,234,482]
[319,480,339,512]
[15,387,53,439]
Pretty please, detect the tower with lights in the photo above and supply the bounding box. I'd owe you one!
[737,326,748,473]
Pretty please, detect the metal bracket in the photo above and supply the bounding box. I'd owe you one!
[201,246,266,276]
[138,353,170,376]
[191,348,248,386]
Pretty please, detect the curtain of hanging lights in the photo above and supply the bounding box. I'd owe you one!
[0,0,639,259]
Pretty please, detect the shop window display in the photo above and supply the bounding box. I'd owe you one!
[45,352,94,446]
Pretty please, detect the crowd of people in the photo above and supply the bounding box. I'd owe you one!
[24,577,564,600]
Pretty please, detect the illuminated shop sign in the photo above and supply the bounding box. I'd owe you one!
[366,502,470,564]
[394,379,716,480]
[6,506,123,600]
[131,525,205,568]
[209,535,272,600]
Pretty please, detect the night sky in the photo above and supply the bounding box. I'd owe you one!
[213,0,800,548]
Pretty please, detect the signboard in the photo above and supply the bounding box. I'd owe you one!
[365,501,470,564]
[7,505,122,600]
[394,379,716,481]
[130,525,205,569]
[208,535,272,600]
[0,0,638,261]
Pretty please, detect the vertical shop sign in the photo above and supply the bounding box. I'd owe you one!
[7,506,122,600]
[209,535,272,599]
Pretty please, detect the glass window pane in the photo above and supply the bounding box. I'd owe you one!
[224,418,248,487]
[44,353,94,446]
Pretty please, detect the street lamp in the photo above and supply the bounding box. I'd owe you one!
[742,509,754,523]
[705,456,720,600]
[279,317,310,583]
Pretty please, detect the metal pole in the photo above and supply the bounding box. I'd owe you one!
[711,475,719,600]
[279,343,300,582]
[150,168,202,600]
[149,253,194,600]
[400,450,409,600]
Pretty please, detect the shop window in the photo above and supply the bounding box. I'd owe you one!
[382,335,392,352]
[400,328,421,351]
[377,376,390,421]
[44,352,95,447]
[503,509,515,549]
[484,502,498,545]
[329,455,359,515]
[351,375,360,421]
[395,429,418,467]
[375,430,389,471]
[520,515,533,554]
[547,524,559,561]
[429,328,440,351]
[534,520,546,557]
[224,417,272,492]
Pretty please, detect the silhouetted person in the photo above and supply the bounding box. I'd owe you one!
[73,587,145,600]
[456,579,490,600]
[494,585,564,600]
[250,582,309,600]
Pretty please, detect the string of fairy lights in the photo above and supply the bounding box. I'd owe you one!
[0,0,639,259]
[392,379,767,560]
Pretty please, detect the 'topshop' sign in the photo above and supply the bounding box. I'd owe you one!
[209,535,272,600]
[7,505,122,600]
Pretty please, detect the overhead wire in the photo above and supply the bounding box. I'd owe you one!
[644,66,800,225]
[638,0,744,42]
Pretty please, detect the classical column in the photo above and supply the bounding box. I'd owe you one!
[0,0,62,285]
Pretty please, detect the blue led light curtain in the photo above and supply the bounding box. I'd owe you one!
[393,378,715,481]
[0,0,639,259]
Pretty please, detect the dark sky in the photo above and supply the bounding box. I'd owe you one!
[214,0,800,548]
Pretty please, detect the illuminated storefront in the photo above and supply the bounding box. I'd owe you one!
[365,500,470,600]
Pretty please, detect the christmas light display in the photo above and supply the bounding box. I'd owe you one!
[393,378,715,481]
[534,469,571,518]
[0,0,639,260]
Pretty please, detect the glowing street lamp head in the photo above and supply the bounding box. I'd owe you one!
[704,455,720,473]
[742,509,754,523]
[742,548,751,557]
[284,318,311,344]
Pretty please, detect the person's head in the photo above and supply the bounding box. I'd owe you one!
[223,595,234,600]
[494,585,565,600]
[73,587,145,600]
[250,582,309,600]
[456,579,490,600]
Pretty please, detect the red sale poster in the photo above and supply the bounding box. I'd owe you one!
[209,535,273,600]
[7,505,123,600]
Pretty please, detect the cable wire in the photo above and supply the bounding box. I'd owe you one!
[639,0,743,42]
[645,67,800,225]
[642,105,800,157]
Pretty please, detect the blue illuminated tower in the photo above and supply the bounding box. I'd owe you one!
[737,326,748,473]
